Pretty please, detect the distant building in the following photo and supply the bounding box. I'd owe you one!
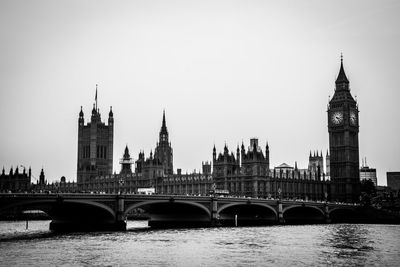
[308,151,323,174]
[202,161,212,175]
[360,166,377,186]
[40,175,77,193]
[0,166,31,192]
[275,163,294,172]
[387,172,400,196]
[77,88,114,188]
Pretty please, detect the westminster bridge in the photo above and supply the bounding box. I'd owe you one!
[0,193,358,231]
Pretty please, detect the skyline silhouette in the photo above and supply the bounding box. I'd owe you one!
[1,0,399,185]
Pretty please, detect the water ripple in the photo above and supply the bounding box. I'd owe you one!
[0,221,400,266]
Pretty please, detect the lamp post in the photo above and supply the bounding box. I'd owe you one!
[118,179,125,195]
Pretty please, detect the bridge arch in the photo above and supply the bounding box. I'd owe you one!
[283,205,325,224]
[217,203,277,217]
[0,199,116,219]
[1,199,56,213]
[124,200,211,218]
[124,199,212,228]
[329,207,356,223]
[217,202,277,226]
[0,198,118,231]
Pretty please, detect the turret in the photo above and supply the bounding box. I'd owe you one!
[159,110,168,142]
[265,141,270,170]
[108,106,113,125]
[223,143,228,155]
[120,145,133,175]
[79,106,84,125]
[213,145,216,161]
[39,168,45,185]
[236,145,240,165]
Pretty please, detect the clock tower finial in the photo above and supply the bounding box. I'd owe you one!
[335,54,349,87]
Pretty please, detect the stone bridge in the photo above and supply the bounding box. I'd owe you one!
[0,194,358,231]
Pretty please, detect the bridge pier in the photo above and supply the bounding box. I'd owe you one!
[210,197,219,226]
[277,201,285,224]
[115,196,127,231]
[324,203,331,223]
[47,195,127,232]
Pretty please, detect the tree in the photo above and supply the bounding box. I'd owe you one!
[360,179,376,206]
[361,179,376,196]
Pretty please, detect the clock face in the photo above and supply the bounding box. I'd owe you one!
[350,111,357,125]
[331,111,343,125]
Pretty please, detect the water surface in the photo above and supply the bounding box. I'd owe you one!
[1,221,399,266]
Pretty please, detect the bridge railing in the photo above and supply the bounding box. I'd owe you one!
[0,193,360,206]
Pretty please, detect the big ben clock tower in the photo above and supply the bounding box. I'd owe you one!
[328,56,360,203]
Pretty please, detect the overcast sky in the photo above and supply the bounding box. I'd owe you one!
[1,0,399,186]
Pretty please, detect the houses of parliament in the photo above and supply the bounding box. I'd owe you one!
[73,58,360,203]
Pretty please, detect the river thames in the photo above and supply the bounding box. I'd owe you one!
[1,221,399,266]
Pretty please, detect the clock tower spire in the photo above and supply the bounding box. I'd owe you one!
[327,56,360,203]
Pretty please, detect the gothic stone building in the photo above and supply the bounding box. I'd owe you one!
[328,57,361,203]
[212,138,329,200]
[77,91,114,189]
[0,166,31,192]
[76,59,360,203]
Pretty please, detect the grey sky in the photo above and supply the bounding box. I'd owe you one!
[0,0,399,186]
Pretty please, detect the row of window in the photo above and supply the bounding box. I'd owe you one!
[82,145,108,159]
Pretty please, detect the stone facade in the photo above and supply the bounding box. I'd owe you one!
[210,139,329,199]
[328,57,361,203]
[387,172,400,196]
[75,59,361,203]
[77,89,114,188]
[0,166,31,192]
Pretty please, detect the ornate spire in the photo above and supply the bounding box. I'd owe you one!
[123,145,130,159]
[335,54,349,85]
[160,110,168,134]
[162,109,166,126]
[95,84,98,110]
